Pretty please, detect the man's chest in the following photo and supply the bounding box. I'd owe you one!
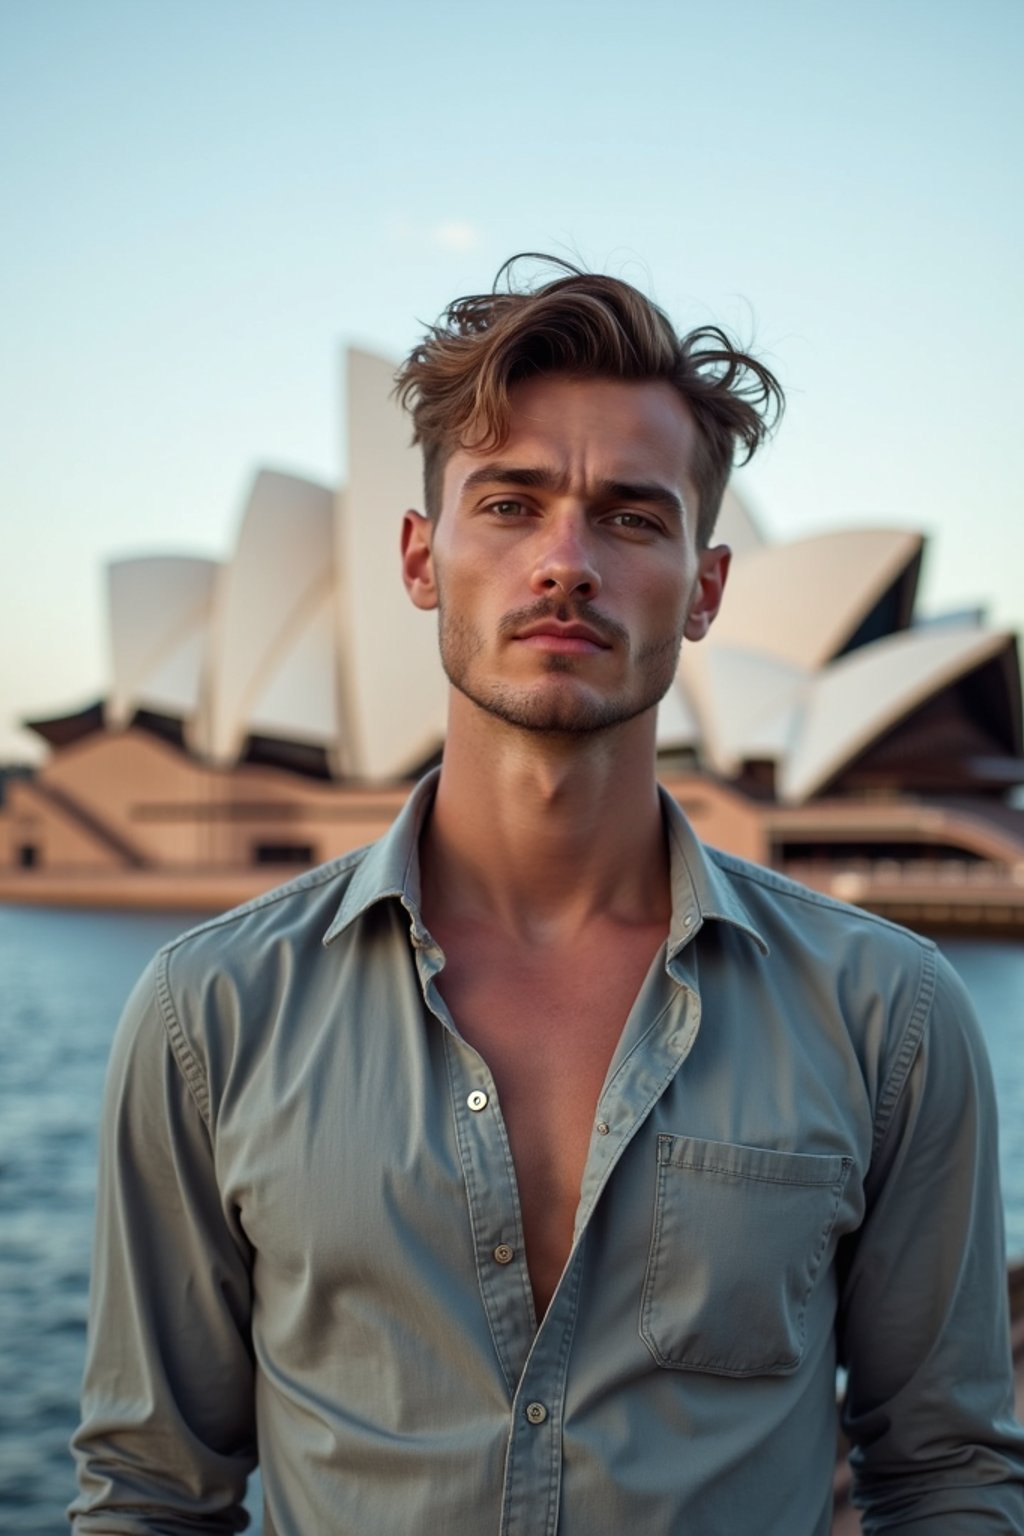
[209,910,869,1345]
[430,927,666,1315]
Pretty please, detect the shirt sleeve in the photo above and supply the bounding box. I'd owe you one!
[838,946,1024,1532]
[70,954,257,1533]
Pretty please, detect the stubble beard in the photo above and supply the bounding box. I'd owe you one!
[437,599,686,738]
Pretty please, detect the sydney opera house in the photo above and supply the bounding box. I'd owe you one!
[2,350,1023,929]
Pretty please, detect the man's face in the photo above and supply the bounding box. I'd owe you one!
[402,374,729,738]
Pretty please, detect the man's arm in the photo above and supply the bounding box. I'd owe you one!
[70,956,257,1533]
[839,949,1024,1532]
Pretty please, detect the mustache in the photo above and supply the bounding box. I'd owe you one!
[497,599,628,647]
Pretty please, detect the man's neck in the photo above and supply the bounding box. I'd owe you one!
[421,697,670,946]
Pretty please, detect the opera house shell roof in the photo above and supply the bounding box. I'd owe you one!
[4,347,1023,923]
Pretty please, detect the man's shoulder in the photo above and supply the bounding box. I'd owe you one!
[156,840,381,981]
[701,849,956,1111]
[154,773,436,984]
[124,840,394,1104]
[704,843,935,968]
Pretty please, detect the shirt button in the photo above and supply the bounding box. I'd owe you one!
[525,1401,548,1425]
[493,1243,515,1265]
[683,913,693,928]
[467,1090,489,1112]
[595,1120,610,1136]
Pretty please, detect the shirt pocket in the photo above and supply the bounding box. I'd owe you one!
[640,1135,852,1377]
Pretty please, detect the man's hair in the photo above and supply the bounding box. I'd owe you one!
[395,255,784,545]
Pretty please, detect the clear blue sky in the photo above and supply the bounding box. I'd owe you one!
[2,0,1022,762]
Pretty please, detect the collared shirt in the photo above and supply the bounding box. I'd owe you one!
[71,772,1024,1534]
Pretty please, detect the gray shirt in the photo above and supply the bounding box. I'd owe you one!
[71,772,1024,1532]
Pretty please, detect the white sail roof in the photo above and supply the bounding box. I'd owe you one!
[778,626,1013,804]
[714,480,765,559]
[245,583,340,748]
[191,469,339,765]
[711,528,923,668]
[334,349,448,778]
[655,677,701,750]
[680,641,810,775]
[107,555,220,728]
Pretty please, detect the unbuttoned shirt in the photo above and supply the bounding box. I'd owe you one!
[71,772,1024,1533]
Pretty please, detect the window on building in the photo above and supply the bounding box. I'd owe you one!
[252,842,315,866]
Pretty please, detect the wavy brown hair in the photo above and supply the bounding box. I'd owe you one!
[395,255,784,545]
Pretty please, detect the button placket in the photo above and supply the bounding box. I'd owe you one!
[443,1031,534,1390]
[576,982,700,1238]
[498,1237,584,1536]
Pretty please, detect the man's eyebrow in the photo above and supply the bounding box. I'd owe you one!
[458,463,686,518]
[599,480,686,519]
[458,463,564,495]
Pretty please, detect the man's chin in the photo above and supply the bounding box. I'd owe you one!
[454,681,657,737]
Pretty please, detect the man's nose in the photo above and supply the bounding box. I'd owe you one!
[529,515,602,601]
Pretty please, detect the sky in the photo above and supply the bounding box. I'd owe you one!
[1,0,1022,763]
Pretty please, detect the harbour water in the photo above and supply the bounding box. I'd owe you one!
[1,904,1022,1530]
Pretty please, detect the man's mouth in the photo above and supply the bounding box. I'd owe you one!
[513,620,612,654]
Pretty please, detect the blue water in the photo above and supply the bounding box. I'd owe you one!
[0,905,1021,1530]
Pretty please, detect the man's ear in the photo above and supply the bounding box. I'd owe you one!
[401,510,438,611]
[684,544,730,642]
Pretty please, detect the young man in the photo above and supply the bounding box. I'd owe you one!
[72,260,1024,1533]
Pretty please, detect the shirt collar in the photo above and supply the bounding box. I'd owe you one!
[322,770,440,948]
[323,767,768,958]
[659,785,769,959]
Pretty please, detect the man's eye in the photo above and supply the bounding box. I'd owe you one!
[488,500,527,517]
[609,511,655,530]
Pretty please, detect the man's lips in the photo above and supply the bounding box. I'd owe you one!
[513,621,613,653]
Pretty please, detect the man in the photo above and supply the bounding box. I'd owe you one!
[72,259,1024,1532]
